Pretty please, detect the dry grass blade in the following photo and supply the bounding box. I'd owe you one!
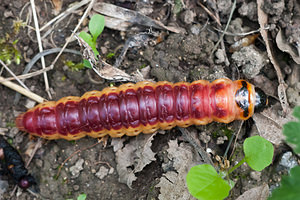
[30,0,51,99]
[0,76,46,103]
[0,59,29,90]
[257,0,290,114]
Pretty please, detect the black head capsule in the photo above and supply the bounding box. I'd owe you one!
[254,88,268,112]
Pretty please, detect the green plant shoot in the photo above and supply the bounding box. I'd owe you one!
[79,14,105,68]
[269,106,300,199]
[283,106,300,153]
[186,135,273,200]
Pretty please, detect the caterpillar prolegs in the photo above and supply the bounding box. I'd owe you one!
[15,79,267,140]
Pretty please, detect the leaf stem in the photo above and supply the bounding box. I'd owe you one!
[228,157,246,174]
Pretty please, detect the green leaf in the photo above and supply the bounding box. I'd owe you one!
[186,164,231,200]
[283,106,300,153]
[79,31,93,47]
[244,136,274,171]
[269,166,300,200]
[78,31,99,57]
[77,193,87,200]
[89,14,105,42]
[83,59,92,69]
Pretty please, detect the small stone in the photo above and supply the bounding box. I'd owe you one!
[250,171,261,181]
[4,10,13,18]
[180,10,196,24]
[69,159,84,178]
[231,46,268,79]
[8,127,19,138]
[216,136,228,145]
[108,167,114,174]
[0,180,9,196]
[25,99,36,109]
[73,185,80,191]
[279,152,298,170]
[95,166,109,180]
[200,132,211,144]
[35,159,43,168]
[190,24,201,35]
[215,49,226,64]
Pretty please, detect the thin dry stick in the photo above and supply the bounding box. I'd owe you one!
[228,121,244,160]
[0,76,46,103]
[56,141,100,178]
[50,0,96,69]
[40,0,90,31]
[25,138,43,168]
[0,59,29,90]
[197,1,221,26]
[30,0,52,99]
[213,27,262,36]
[210,0,237,57]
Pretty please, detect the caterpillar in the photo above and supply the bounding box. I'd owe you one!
[15,79,267,140]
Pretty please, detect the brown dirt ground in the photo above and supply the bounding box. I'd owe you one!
[0,0,299,199]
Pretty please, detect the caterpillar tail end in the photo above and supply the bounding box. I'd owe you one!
[15,114,26,132]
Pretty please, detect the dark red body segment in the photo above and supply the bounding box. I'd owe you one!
[16,79,258,140]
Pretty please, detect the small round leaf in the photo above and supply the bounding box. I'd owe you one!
[186,164,231,200]
[243,136,274,171]
[89,14,105,41]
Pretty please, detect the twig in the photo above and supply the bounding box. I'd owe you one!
[0,59,29,91]
[197,1,221,26]
[40,0,90,31]
[0,76,46,103]
[213,27,262,36]
[50,0,96,70]
[0,49,81,82]
[13,48,81,104]
[25,138,43,168]
[225,121,244,160]
[257,0,289,113]
[210,0,237,57]
[55,141,100,178]
[30,0,52,99]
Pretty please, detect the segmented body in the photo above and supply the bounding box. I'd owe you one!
[16,79,258,140]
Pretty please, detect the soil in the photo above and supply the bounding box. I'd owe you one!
[0,0,299,200]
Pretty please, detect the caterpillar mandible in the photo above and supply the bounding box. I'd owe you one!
[15,79,267,140]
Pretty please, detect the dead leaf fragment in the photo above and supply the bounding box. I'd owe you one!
[236,184,269,200]
[113,134,157,188]
[257,0,290,113]
[276,29,300,64]
[156,140,201,200]
[93,2,185,33]
[51,0,63,15]
[253,103,294,145]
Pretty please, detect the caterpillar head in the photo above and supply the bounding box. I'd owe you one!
[235,80,268,120]
[254,87,268,112]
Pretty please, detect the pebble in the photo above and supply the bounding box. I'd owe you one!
[231,46,268,79]
[250,171,261,181]
[279,152,298,170]
[95,166,109,180]
[69,158,84,178]
[0,180,9,196]
[73,185,80,191]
